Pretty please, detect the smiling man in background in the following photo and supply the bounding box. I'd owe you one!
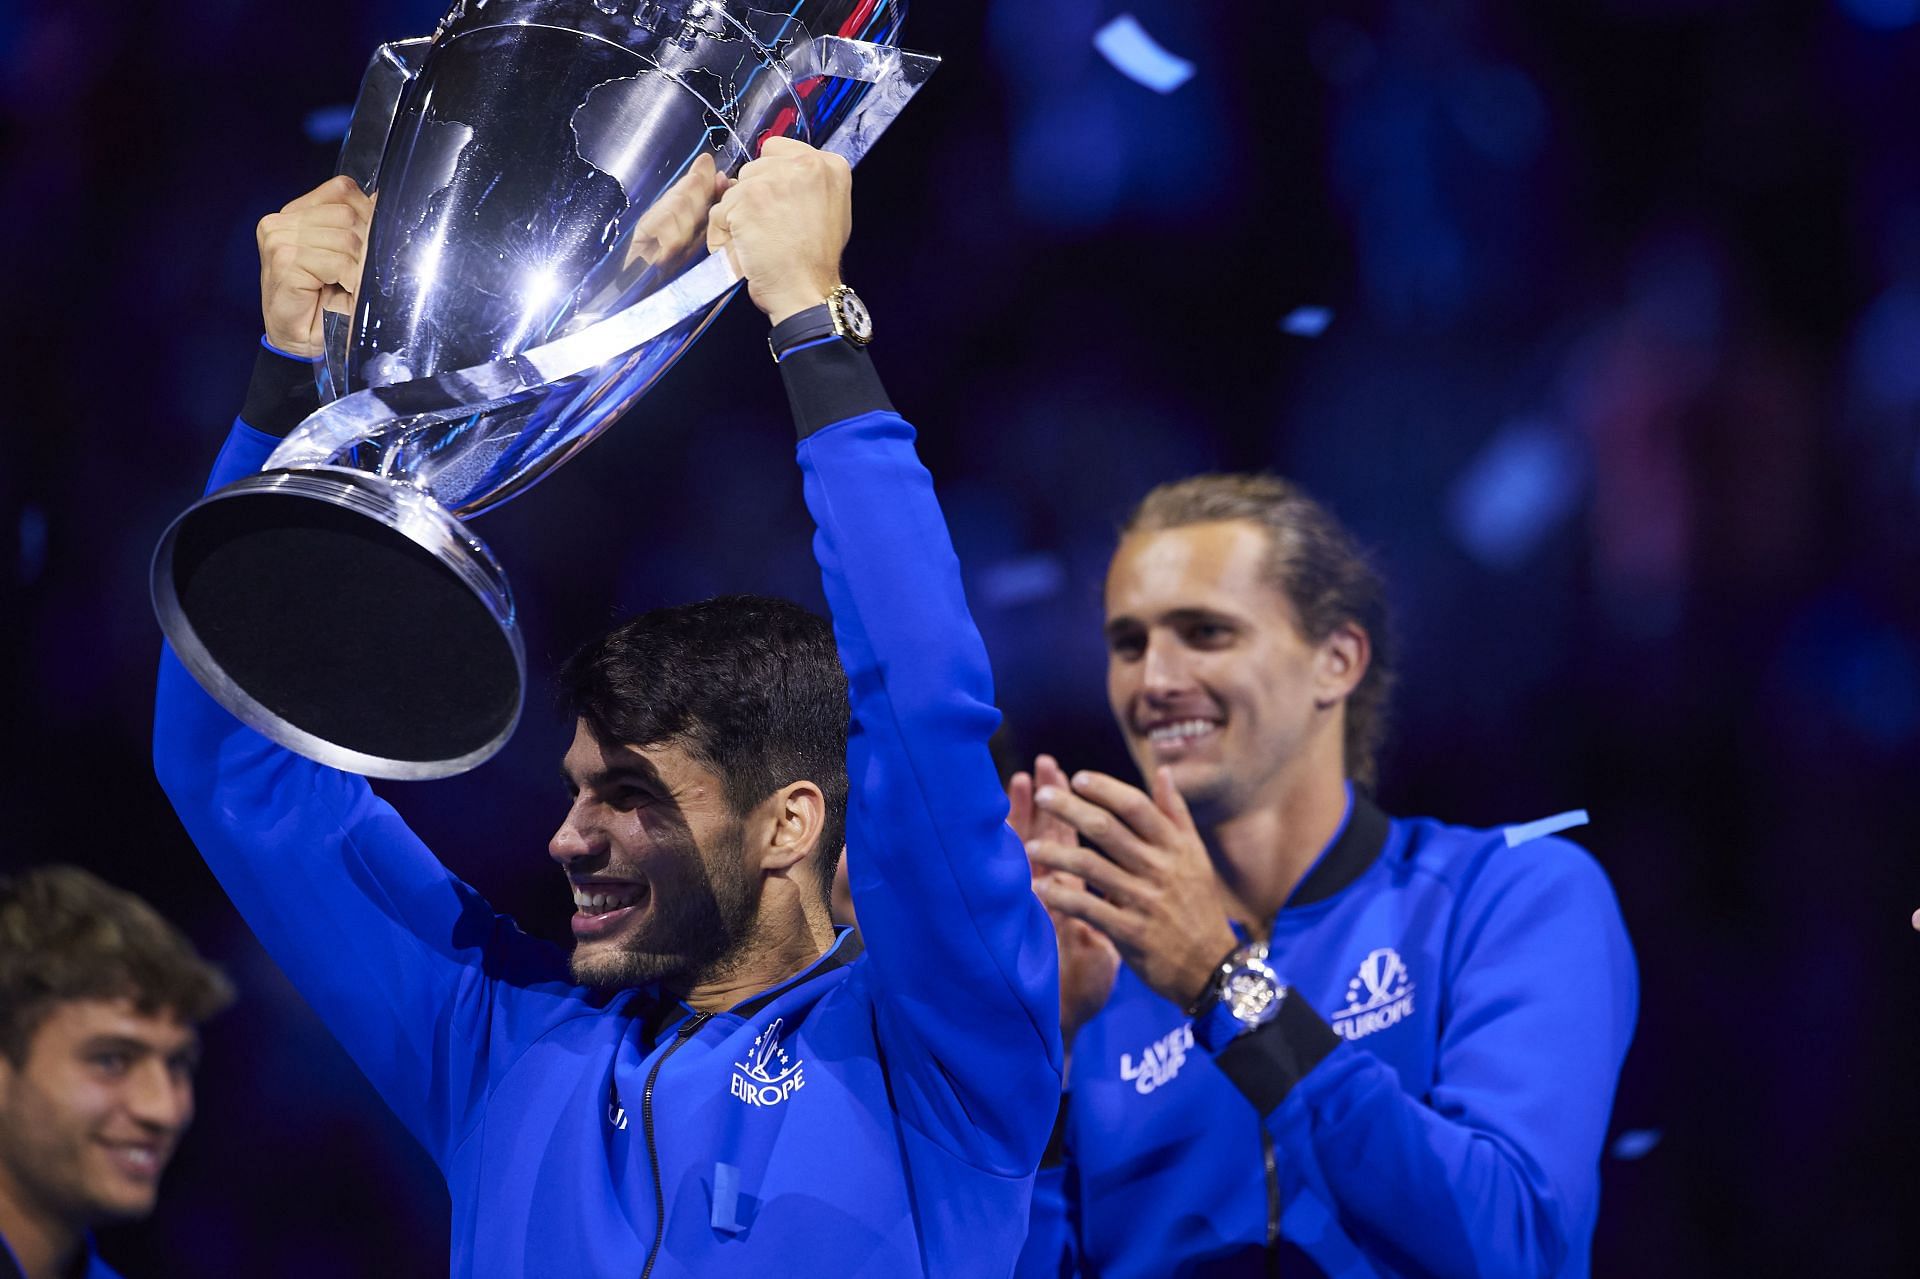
[0,866,233,1279]
[1015,474,1639,1277]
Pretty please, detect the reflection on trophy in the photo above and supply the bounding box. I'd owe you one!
[151,0,937,779]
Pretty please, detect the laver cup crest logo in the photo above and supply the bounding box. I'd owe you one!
[1331,947,1416,1041]
[732,1018,805,1107]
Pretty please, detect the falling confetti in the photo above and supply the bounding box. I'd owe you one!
[1281,307,1334,337]
[1446,417,1584,570]
[303,105,354,145]
[980,554,1068,609]
[1503,810,1590,848]
[1093,16,1195,94]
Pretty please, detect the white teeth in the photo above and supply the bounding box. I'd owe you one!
[572,885,644,913]
[104,1145,158,1173]
[1147,719,1217,744]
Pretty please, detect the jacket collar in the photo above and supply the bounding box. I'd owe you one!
[632,927,866,1045]
[1285,788,1392,908]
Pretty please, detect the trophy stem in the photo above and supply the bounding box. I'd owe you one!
[152,468,525,779]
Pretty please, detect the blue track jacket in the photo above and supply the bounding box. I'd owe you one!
[154,344,1062,1277]
[1019,790,1636,1278]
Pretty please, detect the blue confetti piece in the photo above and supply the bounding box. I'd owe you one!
[1610,1128,1662,1161]
[711,1162,744,1234]
[1503,809,1589,848]
[303,105,355,145]
[1446,417,1583,571]
[980,554,1068,608]
[1093,16,1195,94]
[1281,307,1334,337]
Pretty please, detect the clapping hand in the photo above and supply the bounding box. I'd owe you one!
[1026,767,1238,1014]
[1011,755,1121,1053]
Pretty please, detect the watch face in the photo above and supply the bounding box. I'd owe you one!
[1223,969,1282,1026]
[832,288,873,344]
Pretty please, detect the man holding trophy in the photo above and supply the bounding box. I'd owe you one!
[153,9,1062,1272]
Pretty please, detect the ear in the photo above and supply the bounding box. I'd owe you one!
[754,780,828,877]
[1311,621,1370,710]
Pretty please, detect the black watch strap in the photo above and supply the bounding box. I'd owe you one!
[768,303,838,363]
[1185,941,1244,1017]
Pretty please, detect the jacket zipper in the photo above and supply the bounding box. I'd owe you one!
[1263,1125,1282,1275]
[639,1010,712,1279]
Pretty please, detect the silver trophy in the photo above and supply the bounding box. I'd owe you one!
[152,0,936,779]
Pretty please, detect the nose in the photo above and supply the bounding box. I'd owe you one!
[1140,631,1190,701]
[549,797,601,868]
[126,1059,192,1134]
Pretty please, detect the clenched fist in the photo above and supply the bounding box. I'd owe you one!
[256,174,372,358]
[706,137,851,325]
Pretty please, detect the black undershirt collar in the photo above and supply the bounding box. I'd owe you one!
[1284,789,1392,908]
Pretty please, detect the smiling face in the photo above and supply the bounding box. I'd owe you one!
[0,998,198,1233]
[550,720,759,991]
[1104,520,1362,823]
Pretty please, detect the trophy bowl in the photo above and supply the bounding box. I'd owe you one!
[153,0,936,779]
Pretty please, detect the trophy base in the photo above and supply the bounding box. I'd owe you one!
[152,468,525,779]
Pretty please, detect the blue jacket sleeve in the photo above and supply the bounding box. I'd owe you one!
[796,410,1064,1177]
[153,417,581,1170]
[1214,838,1636,1278]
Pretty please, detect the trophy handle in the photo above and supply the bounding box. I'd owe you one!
[802,37,941,168]
[271,37,940,498]
[316,37,434,405]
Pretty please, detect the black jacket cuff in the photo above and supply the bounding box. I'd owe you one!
[1212,994,1342,1116]
[777,339,893,439]
[241,342,322,438]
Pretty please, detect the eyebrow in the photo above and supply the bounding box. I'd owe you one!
[560,763,656,792]
[81,1035,153,1055]
[1104,607,1237,638]
[81,1034,201,1064]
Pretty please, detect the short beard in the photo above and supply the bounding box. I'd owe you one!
[569,822,759,991]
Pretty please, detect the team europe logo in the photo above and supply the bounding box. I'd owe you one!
[731,1017,806,1107]
[1331,947,1416,1041]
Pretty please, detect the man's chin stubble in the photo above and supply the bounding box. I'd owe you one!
[569,931,758,992]
[570,946,687,990]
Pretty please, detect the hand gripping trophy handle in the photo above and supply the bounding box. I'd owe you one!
[152,0,938,779]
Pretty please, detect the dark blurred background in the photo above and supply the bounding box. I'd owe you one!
[3,0,1918,1272]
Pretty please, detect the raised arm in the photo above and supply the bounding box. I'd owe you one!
[711,140,1064,1176]
[152,178,576,1168]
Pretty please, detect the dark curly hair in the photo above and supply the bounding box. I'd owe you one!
[557,595,851,903]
